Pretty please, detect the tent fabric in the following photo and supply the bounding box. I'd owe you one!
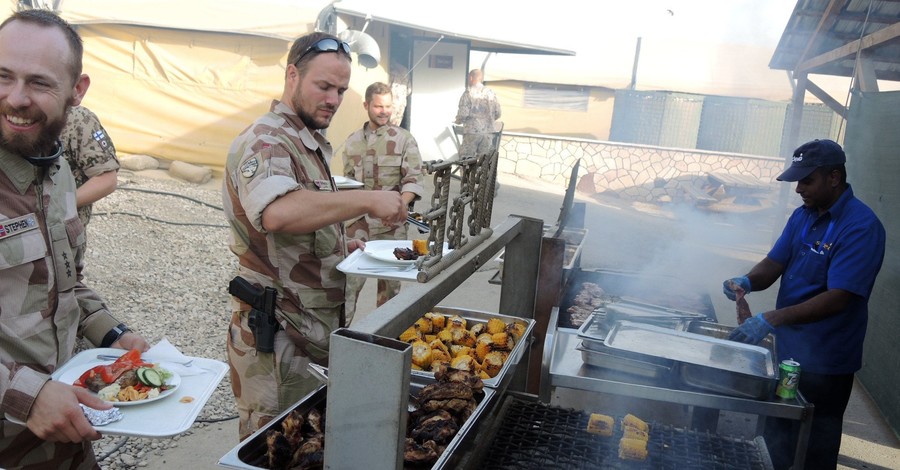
[76,23,290,169]
[58,0,324,40]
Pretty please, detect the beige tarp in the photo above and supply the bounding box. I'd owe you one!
[56,0,331,170]
[76,23,291,170]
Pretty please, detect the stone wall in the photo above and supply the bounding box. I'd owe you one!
[497,132,785,204]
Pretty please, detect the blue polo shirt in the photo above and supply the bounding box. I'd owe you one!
[768,185,885,374]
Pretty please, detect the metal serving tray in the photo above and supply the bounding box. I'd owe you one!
[605,321,777,400]
[575,313,675,378]
[576,311,684,351]
[606,299,710,325]
[218,379,495,470]
[409,306,535,389]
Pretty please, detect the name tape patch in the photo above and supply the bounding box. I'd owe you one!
[0,214,39,239]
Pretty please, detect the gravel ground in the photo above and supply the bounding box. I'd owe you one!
[79,171,237,469]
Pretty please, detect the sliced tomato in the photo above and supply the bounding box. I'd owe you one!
[73,349,151,388]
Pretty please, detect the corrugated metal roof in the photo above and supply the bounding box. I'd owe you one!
[770,0,900,82]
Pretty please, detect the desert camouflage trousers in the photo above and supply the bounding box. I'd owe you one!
[227,306,338,441]
[345,220,408,321]
[0,421,98,469]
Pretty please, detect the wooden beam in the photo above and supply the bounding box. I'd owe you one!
[806,80,849,119]
[797,21,900,73]
[796,0,848,66]
[855,51,880,92]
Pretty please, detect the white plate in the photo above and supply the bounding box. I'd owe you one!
[333,175,364,189]
[59,362,181,406]
[363,240,451,265]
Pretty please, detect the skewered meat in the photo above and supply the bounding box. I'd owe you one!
[83,369,140,393]
[280,410,305,449]
[304,408,323,434]
[418,381,473,402]
[410,411,459,444]
[393,247,417,260]
[433,365,483,392]
[404,438,439,465]
[291,435,323,469]
[727,279,752,325]
[566,282,620,327]
[265,430,293,470]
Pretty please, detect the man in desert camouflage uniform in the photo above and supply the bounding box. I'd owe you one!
[223,32,406,440]
[60,105,119,228]
[0,10,149,469]
[343,82,424,312]
[455,68,501,158]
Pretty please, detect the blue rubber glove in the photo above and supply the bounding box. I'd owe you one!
[727,313,773,345]
[722,276,751,301]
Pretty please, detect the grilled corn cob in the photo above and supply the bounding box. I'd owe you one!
[491,332,514,350]
[486,318,506,334]
[506,320,527,340]
[425,312,445,330]
[411,340,433,368]
[622,426,649,441]
[482,351,506,377]
[399,326,421,343]
[447,315,466,330]
[618,437,648,461]
[622,413,649,433]
[450,354,477,372]
[415,316,434,334]
[586,413,614,437]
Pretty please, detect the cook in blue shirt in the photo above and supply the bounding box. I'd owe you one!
[722,139,885,470]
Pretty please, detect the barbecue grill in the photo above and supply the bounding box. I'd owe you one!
[558,268,718,329]
[480,398,773,470]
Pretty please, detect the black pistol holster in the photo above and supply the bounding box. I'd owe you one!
[228,277,278,353]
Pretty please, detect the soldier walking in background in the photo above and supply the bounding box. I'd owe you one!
[455,68,501,158]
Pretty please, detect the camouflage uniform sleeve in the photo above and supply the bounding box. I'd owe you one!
[61,106,120,185]
[491,90,502,121]
[455,91,470,125]
[228,137,303,233]
[1,365,49,422]
[400,132,425,200]
[342,130,364,180]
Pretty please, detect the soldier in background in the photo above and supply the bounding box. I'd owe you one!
[60,105,119,229]
[223,33,405,440]
[342,82,424,315]
[454,68,501,158]
[0,10,149,469]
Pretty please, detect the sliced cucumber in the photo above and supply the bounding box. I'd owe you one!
[136,367,163,387]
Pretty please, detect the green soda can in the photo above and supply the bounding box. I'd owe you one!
[776,359,801,399]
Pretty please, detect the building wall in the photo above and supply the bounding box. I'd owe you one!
[490,81,616,141]
[497,132,784,204]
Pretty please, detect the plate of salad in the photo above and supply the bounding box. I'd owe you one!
[63,349,180,406]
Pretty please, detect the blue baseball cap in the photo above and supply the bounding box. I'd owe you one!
[777,139,846,182]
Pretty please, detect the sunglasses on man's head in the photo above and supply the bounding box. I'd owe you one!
[295,38,352,65]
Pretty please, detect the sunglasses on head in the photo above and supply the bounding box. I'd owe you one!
[295,38,352,65]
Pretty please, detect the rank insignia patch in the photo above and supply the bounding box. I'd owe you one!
[240,157,259,178]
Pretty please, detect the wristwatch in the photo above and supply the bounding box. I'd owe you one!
[100,323,132,348]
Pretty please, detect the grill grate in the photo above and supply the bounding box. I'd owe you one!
[481,400,770,470]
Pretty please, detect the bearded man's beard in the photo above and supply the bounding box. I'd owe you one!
[292,95,334,131]
[0,104,70,157]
